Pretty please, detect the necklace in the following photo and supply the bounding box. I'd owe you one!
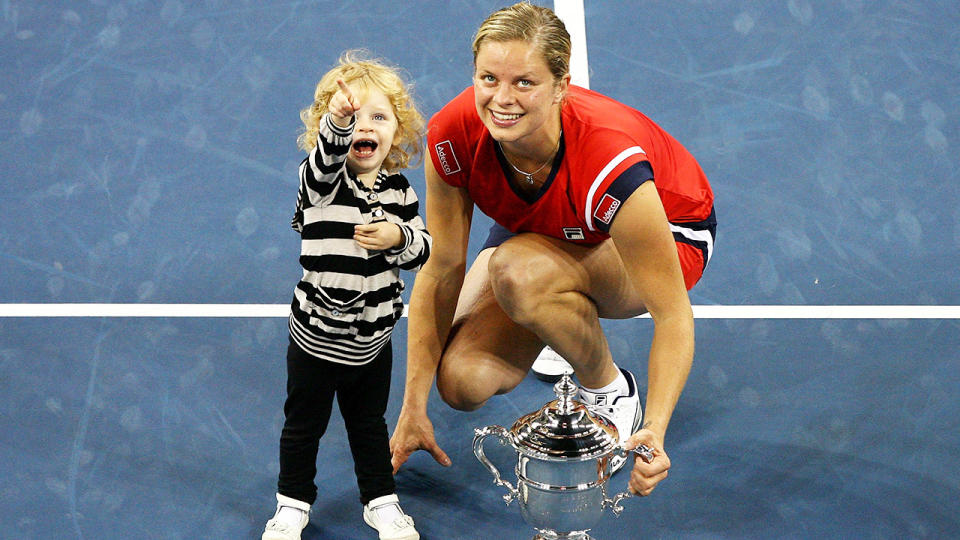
[498,130,562,185]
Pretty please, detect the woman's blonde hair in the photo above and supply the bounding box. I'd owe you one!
[472,2,571,82]
[298,50,425,172]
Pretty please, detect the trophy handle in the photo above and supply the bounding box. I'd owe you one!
[472,425,519,506]
[603,444,656,517]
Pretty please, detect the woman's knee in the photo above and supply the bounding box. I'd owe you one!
[436,352,506,411]
[487,240,558,323]
[436,353,523,412]
[436,368,490,412]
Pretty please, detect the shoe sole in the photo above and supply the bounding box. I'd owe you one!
[533,370,565,382]
[531,355,574,383]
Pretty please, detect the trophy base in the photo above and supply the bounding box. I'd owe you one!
[533,532,593,540]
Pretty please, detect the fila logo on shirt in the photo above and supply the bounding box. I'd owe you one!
[434,140,461,175]
[562,227,585,240]
[594,194,621,225]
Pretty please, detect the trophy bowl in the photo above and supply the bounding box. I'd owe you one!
[473,374,653,540]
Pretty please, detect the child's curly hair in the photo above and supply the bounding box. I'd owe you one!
[298,50,425,173]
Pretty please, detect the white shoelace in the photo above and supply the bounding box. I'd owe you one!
[586,402,617,416]
[585,404,622,435]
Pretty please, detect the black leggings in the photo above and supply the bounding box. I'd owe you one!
[277,338,395,506]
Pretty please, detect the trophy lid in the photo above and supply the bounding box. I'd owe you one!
[509,374,620,460]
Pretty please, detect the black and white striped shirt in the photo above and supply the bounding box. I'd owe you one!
[288,114,431,365]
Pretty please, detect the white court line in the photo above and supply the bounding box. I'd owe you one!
[690,305,960,319]
[0,304,957,319]
[0,303,291,318]
[554,0,590,88]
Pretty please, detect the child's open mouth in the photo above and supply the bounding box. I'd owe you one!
[352,139,378,159]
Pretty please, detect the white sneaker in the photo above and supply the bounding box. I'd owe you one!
[362,494,419,540]
[578,368,642,473]
[532,346,575,382]
[262,493,310,540]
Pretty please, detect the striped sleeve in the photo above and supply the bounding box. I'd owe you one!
[383,178,432,271]
[291,169,305,232]
[304,114,353,194]
[293,114,355,231]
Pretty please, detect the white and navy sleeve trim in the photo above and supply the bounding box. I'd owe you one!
[590,160,655,233]
[670,207,717,270]
[584,146,647,232]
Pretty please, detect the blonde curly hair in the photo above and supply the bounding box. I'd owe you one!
[298,50,425,172]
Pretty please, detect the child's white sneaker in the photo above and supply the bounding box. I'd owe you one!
[262,493,310,540]
[362,494,419,540]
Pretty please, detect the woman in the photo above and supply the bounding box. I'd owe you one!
[390,2,715,497]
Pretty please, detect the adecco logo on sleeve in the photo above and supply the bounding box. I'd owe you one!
[434,140,461,175]
[593,194,621,225]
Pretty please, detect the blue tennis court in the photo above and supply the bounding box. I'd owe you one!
[2,2,957,538]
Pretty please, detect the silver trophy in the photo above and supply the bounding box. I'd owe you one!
[473,374,654,540]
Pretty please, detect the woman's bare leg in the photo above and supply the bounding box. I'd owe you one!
[485,233,647,389]
[435,248,545,411]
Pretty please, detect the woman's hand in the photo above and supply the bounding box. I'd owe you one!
[623,429,672,496]
[390,406,452,474]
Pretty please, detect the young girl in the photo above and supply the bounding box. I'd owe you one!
[263,51,430,540]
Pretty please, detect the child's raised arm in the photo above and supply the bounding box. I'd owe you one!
[328,79,359,128]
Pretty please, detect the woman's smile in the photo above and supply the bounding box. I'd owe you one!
[473,39,563,144]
